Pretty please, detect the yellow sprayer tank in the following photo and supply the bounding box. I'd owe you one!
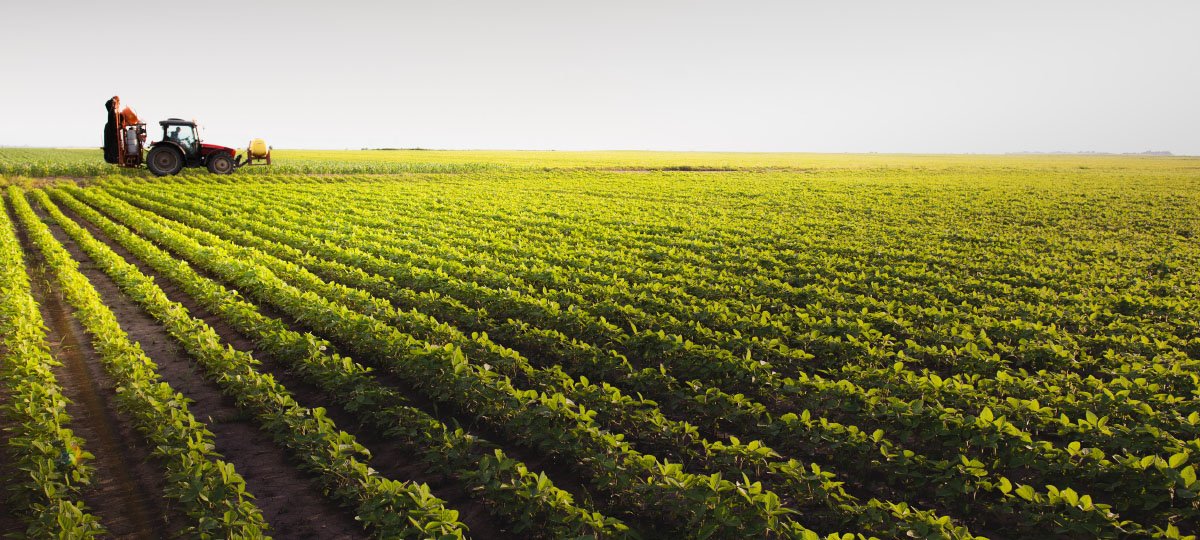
[248,138,269,158]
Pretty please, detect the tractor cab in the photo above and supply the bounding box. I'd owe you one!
[161,119,199,158]
[146,118,238,176]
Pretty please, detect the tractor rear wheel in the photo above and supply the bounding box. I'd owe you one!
[146,146,183,176]
[206,153,235,175]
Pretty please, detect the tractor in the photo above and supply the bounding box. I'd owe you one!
[147,118,237,175]
[104,96,270,176]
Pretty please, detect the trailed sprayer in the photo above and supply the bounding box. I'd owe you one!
[103,96,271,176]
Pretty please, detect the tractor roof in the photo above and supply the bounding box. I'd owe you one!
[159,118,196,127]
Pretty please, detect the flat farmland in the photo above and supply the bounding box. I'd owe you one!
[1,150,1198,539]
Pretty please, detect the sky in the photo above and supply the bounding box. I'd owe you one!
[1,0,1198,154]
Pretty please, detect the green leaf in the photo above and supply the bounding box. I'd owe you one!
[1182,466,1197,487]
[1015,484,1036,501]
[1170,452,1189,469]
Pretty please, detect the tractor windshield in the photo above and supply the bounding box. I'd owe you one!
[166,125,197,151]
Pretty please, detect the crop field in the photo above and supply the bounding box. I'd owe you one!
[1,149,1198,539]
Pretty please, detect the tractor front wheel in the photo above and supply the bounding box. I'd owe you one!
[146,146,183,176]
[206,153,235,175]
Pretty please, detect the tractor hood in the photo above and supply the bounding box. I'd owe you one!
[199,143,237,157]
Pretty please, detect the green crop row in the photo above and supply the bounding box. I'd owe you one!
[232,175,1198,399]
[107,181,1197,535]
[206,179,1197,431]
[91,184,987,538]
[0,190,104,537]
[72,182,844,539]
[6,152,1197,538]
[103,181,1184,538]
[164,179,1196,515]
[29,188,467,539]
[48,186,634,539]
[8,186,270,538]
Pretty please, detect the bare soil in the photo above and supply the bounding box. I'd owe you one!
[31,201,367,539]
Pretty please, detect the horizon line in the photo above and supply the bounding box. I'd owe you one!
[0,145,1192,157]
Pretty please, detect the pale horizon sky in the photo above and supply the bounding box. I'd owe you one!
[2,1,1198,154]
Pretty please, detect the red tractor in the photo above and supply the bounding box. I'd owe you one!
[103,96,270,176]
